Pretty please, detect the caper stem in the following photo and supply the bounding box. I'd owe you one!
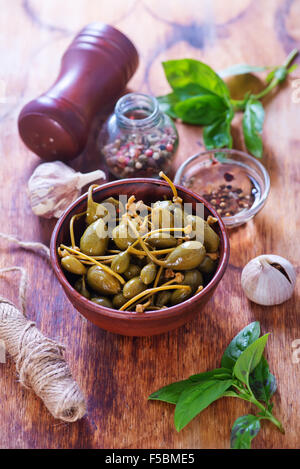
[60,244,125,284]
[69,211,87,249]
[143,226,191,240]
[87,184,99,206]
[126,219,193,267]
[119,285,191,311]
[126,219,167,267]
[149,265,164,305]
[127,246,176,257]
[79,259,112,265]
[159,171,182,204]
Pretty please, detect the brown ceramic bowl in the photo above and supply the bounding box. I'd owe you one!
[50,179,229,336]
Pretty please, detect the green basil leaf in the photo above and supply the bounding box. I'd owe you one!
[203,108,234,149]
[189,367,233,382]
[219,64,267,79]
[162,59,230,100]
[230,415,261,449]
[242,99,264,158]
[249,356,277,403]
[174,379,233,431]
[233,334,269,386]
[221,322,261,370]
[173,94,228,125]
[157,93,180,119]
[222,390,240,398]
[148,379,192,404]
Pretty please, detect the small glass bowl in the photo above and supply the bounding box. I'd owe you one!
[174,149,270,228]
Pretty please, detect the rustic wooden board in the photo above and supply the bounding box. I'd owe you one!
[0,0,299,449]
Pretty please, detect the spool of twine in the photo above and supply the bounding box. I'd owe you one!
[0,233,86,422]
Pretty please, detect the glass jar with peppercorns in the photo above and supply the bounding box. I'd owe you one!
[99,92,178,179]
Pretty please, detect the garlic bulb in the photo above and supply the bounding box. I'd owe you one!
[241,254,296,306]
[28,161,106,219]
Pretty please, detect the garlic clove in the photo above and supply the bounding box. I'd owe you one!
[27,161,106,219]
[241,254,296,306]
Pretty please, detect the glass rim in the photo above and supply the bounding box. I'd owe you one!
[174,148,270,227]
[115,92,161,129]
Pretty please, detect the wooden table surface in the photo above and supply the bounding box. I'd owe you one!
[0,0,299,449]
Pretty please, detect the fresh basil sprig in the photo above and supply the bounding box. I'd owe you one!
[148,322,284,449]
[157,50,298,158]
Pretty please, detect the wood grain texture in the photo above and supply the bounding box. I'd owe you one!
[0,0,299,449]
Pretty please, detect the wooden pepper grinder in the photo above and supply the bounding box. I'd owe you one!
[18,23,139,162]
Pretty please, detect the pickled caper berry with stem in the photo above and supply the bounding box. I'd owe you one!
[170,287,192,305]
[86,185,109,225]
[164,241,206,270]
[74,276,91,299]
[152,204,174,229]
[112,221,136,250]
[124,264,141,280]
[156,290,172,307]
[111,251,130,274]
[123,276,147,299]
[91,296,113,308]
[147,232,178,249]
[198,255,217,274]
[187,215,220,253]
[173,205,189,229]
[102,197,125,217]
[80,218,108,256]
[87,265,121,296]
[182,269,203,293]
[112,292,128,309]
[140,262,157,285]
[61,255,87,275]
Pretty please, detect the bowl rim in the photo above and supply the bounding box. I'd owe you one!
[50,178,230,321]
[174,148,270,227]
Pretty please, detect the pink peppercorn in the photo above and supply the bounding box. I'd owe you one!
[166,143,173,152]
[145,149,153,157]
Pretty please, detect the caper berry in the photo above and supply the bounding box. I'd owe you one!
[173,206,189,228]
[123,276,147,299]
[156,290,172,307]
[112,222,136,250]
[91,296,113,308]
[182,270,203,293]
[74,277,91,299]
[111,251,130,274]
[124,264,142,280]
[80,219,108,256]
[152,205,174,229]
[187,215,220,252]
[147,232,178,249]
[170,287,191,305]
[112,293,128,309]
[87,265,121,295]
[61,255,87,275]
[86,196,109,225]
[198,255,217,274]
[140,262,157,285]
[164,241,206,270]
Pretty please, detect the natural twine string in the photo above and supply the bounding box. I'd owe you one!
[0,234,87,422]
